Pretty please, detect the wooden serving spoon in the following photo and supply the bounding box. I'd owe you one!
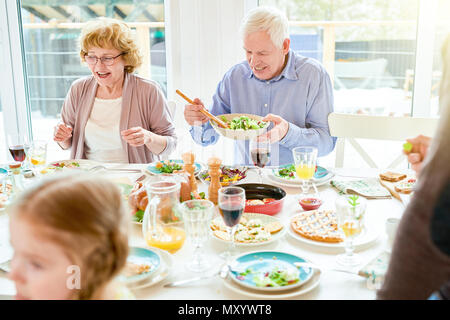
[176,89,229,128]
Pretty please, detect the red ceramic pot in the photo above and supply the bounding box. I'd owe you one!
[236,183,286,216]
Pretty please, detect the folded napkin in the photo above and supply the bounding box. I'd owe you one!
[358,251,391,290]
[330,178,391,199]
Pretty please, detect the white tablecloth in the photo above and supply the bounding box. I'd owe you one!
[0,164,410,300]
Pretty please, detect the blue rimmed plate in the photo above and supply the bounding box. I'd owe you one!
[146,160,202,176]
[228,251,314,292]
[270,164,334,186]
[119,247,161,284]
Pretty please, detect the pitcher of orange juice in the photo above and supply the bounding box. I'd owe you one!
[142,178,186,253]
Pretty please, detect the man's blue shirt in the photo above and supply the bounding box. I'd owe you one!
[190,50,336,165]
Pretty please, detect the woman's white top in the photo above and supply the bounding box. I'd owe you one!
[85,97,128,163]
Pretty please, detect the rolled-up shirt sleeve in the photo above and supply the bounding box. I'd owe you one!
[279,66,336,156]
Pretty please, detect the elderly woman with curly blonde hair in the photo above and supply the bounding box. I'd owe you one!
[53,17,177,163]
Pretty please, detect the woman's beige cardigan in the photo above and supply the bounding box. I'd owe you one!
[60,72,177,163]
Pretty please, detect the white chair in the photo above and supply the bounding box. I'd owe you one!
[328,112,440,168]
[334,58,388,90]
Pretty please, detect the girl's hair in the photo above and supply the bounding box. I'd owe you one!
[240,6,289,49]
[9,173,129,300]
[79,17,142,73]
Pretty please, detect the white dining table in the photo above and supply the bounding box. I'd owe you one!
[0,163,411,300]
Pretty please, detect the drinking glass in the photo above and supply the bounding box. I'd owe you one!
[6,133,29,165]
[250,138,271,183]
[218,186,245,261]
[28,140,48,175]
[335,195,365,267]
[180,200,214,272]
[292,146,319,198]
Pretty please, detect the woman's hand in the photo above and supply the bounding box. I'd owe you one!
[53,122,72,142]
[404,134,432,175]
[121,127,152,147]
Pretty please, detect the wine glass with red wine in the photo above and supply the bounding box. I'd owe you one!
[250,139,271,183]
[218,186,246,261]
[7,133,29,165]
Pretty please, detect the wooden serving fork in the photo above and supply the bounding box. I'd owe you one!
[176,89,229,128]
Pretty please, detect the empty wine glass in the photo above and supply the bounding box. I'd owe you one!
[180,200,214,272]
[250,138,271,183]
[292,146,319,199]
[218,186,245,261]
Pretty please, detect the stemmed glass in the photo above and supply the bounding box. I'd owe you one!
[335,195,365,267]
[6,133,30,166]
[292,146,319,198]
[180,199,214,272]
[218,186,245,261]
[250,138,271,183]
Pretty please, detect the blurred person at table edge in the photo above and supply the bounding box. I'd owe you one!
[53,18,176,163]
[184,7,336,166]
[377,34,450,300]
[8,173,132,300]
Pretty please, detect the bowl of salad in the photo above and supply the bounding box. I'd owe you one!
[198,165,248,187]
[210,113,269,140]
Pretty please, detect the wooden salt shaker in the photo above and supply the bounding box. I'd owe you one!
[181,151,198,193]
[207,156,222,205]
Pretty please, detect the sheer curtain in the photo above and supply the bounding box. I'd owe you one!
[166,0,257,165]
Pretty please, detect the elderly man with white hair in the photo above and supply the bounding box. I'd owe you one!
[184,7,336,165]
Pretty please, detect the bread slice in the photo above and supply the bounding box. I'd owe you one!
[379,171,407,182]
[394,178,416,194]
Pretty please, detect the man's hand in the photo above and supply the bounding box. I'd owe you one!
[257,113,289,143]
[404,134,432,175]
[53,122,72,142]
[184,98,209,126]
[121,127,153,147]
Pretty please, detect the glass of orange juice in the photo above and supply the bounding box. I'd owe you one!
[292,146,318,198]
[28,140,47,176]
[142,179,186,254]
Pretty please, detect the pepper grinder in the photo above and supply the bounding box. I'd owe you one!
[207,156,222,205]
[181,151,198,194]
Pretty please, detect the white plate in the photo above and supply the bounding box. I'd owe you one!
[210,212,286,247]
[127,247,174,290]
[287,212,380,250]
[223,267,321,299]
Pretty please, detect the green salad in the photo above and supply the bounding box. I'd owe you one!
[154,160,183,173]
[277,164,296,179]
[220,115,267,130]
[237,266,300,287]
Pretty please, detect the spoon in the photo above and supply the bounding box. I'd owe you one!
[163,264,230,287]
[88,165,142,173]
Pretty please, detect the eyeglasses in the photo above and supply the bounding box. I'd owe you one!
[84,52,125,66]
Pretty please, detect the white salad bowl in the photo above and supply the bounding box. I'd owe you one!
[210,113,269,141]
